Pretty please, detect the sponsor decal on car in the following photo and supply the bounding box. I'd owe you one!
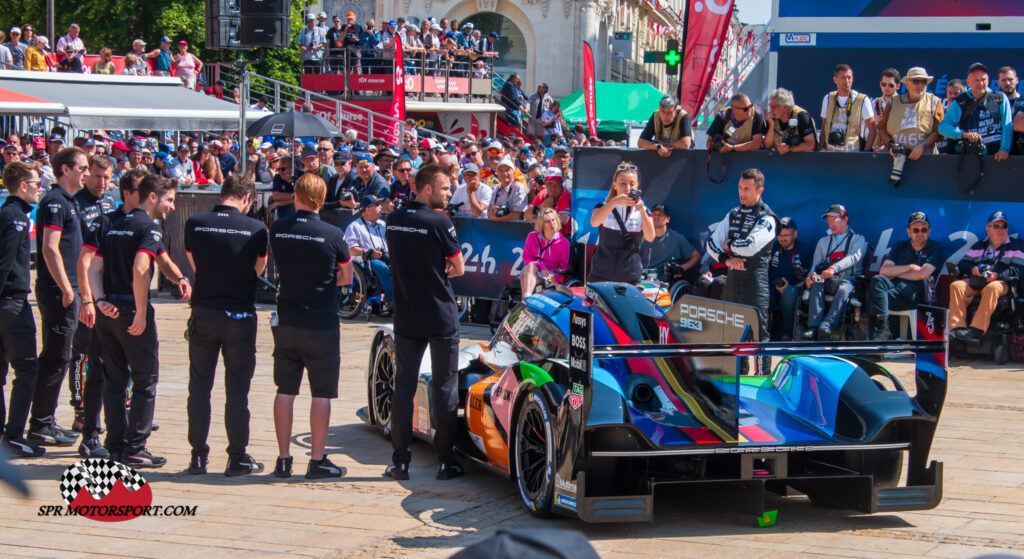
[555,493,577,512]
[568,383,584,409]
[555,474,577,495]
[469,431,486,453]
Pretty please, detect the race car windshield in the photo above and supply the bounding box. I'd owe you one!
[492,306,569,363]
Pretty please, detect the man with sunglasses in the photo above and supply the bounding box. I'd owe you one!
[870,68,900,151]
[1,142,22,174]
[705,93,766,152]
[949,211,1024,345]
[819,64,875,152]
[868,212,944,341]
[877,67,944,160]
[939,62,1012,160]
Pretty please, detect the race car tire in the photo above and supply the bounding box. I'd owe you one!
[513,391,555,517]
[339,265,369,320]
[669,280,691,304]
[370,335,396,430]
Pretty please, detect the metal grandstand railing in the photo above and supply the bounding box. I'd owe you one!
[209,63,459,144]
[694,29,772,127]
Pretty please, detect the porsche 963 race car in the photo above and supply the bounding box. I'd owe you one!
[358,282,948,522]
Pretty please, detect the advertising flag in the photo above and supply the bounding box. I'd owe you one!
[582,42,598,138]
[679,0,735,115]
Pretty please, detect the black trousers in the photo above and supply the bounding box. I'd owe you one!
[75,325,105,439]
[95,302,158,456]
[391,333,459,465]
[31,287,80,429]
[69,321,91,409]
[186,307,257,460]
[724,268,771,374]
[0,297,38,439]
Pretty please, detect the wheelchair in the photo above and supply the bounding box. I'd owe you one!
[797,269,869,342]
[945,262,1023,365]
[338,255,390,321]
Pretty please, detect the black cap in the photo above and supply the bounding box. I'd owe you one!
[968,62,988,75]
[988,210,1009,225]
[779,216,797,229]
[907,211,930,226]
[651,204,669,216]
[822,204,848,219]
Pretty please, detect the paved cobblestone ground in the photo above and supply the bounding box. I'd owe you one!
[2,297,1024,558]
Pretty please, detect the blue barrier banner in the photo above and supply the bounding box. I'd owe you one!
[571,148,1024,275]
[450,217,534,299]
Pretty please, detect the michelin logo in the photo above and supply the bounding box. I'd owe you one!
[555,493,577,512]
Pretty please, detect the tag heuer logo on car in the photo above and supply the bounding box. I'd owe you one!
[568,383,584,409]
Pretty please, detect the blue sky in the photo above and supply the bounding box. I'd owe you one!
[734,0,771,24]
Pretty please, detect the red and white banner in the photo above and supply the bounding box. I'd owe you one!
[582,41,598,138]
[388,35,405,145]
[679,0,734,116]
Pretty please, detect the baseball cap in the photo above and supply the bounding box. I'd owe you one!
[497,157,515,169]
[318,11,327,18]
[133,38,146,47]
[48,134,64,143]
[988,211,1009,225]
[444,31,457,40]
[420,137,438,150]
[179,40,188,46]
[306,13,316,20]
[779,216,797,229]
[553,144,570,154]
[82,138,96,147]
[431,23,442,31]
[346,11,356,19]
[154,151,171,163]
[10,27,21,34]
[129,142,143,153]
[822,204,848,219]
[381,148,400,158]
[359,195,381,210]
[334,145,351,158]
[356,153,374,165]
[486,140,503,151]
[651,204,669,216]
[544,167,563,182]
[463,163,480,174]
[209,139,223,149]
[968,62,988,75]
[159,36,170,43]
[260,141,273,150]
[388,19,397,26]
[111,140,129,152]
[300,145,318,159]
[488,31,499,39]
[273,139,289,148]
[907,211,930,226]
[116,155,129,164]
[197,143,210,152]
[32,137,45,150]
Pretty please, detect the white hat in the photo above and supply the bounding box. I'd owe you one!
[10,27,21,34]
[260,141,273,150]
[306,13,316,20]
[318,11,327,18]
[902,66,934,84]
[430,23,441,31]
[497,157,515,169]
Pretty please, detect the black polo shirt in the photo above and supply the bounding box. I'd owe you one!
[36,185,83,293]
[185,205,269,314]
[385,200,461,338]
[0,196,34,299]
[885,239,945,294]
[97,208,166,297]
[82,207,126,252]
[270,210,350,330]
[73,188,118,238]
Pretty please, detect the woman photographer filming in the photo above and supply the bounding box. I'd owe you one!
[588,162,655,284]
[521,207,570,296]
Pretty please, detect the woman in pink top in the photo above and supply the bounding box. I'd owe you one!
[521,207,570,297]
[172,40,202,88]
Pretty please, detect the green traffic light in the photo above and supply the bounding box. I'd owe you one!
[665,50,681,66]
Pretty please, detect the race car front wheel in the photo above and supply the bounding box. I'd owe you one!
[370,336,395,428]
[513,391,555,517]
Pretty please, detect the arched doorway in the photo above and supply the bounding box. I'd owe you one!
[460,12,527,76]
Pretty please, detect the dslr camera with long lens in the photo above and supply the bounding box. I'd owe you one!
[962,139,985,155]
[783,133,803,148]
[710,135,726,152]
[339,185,357,201]
[969,263,992,290]
[889,143,908,188]
[827,129,847,147]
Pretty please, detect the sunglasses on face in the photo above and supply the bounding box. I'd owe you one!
[486,149,502,155]
[396,167,412,173]
[880,82,896,88]
[317,147,333,152]
[617,164,637,171]
[990,223,1008,229]
[732,105,752,112]
[911,227,930,233]
[910,79,928,85]
[465,150,479,156]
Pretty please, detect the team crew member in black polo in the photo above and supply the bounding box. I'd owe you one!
[0,161,46,458]
[184,173,269,477]
[384,164,466,481]
[269,172,352,480]
[88,175,177,468]
[68,154,117,432]
[28,146,89,447]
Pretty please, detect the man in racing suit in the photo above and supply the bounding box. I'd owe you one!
[706,168,778,374]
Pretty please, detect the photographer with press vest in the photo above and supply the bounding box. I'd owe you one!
[877,67,945,159]
[764,88,817,155]
[637,95,693,157]
[705,93,767,153]
[819,64,876,152]
[939,62,1012,161]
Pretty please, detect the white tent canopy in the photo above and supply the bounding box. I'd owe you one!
[0,71,263,130]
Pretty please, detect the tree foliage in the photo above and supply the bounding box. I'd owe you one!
[0,0,311,85]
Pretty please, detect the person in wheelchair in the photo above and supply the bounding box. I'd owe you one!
[868,211,944,341]
[769,217,812,341]
[949,211,1024,345]
[520,207,570,297]
[803,204,867,340]
[343,195,393,308]
[641,204,700,284]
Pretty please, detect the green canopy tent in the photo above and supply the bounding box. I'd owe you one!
[559,81,664,138]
